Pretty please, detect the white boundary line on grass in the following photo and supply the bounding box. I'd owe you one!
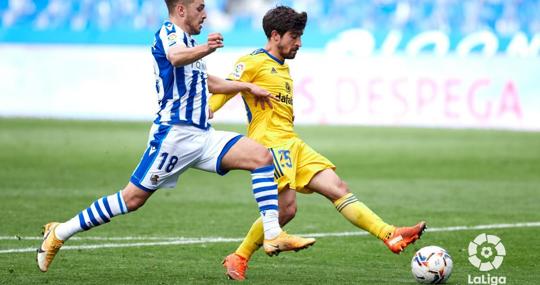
[1,221,539,254]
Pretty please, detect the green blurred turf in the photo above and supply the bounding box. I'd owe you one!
[1,118,539,284]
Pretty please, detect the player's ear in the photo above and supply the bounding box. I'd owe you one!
[176,3,185,17]
[271,30,281,42]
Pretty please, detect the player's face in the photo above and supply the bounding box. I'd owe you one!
[183,0,206,35]
[277,31,303,59]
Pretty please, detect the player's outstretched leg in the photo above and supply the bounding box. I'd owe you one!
[37,222,64,272]
[332,192,426,254]
[36,187,143,272]
[384,221,427,254]
[263,231,316,256]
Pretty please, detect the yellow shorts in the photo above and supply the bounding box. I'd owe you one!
[269,137,335,194]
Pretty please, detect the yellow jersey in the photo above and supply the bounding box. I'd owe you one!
[210,48,297,147]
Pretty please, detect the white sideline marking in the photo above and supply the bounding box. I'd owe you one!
[1,221,539,254]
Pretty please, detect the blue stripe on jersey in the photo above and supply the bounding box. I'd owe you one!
[185,70,199,124]
[152,27,174,124]
[171,66,186,122]
[198,73,207,128]
[183,32,188,46]
[242,97,253,123]
[163,22,176,115]
[152,23,209,129]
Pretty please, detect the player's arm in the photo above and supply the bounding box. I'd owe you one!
[207,75,274,109]
[207,75,256,95]
[209,93,236,113]
[167,33,223,67]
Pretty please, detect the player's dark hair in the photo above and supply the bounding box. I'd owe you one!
[262,6,307,39]
[164,0,193,14]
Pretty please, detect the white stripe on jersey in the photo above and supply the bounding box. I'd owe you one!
[151,21,210,129]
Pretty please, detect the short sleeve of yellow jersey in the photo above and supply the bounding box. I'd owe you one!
[209,56,258,112]
[227,56,258,82]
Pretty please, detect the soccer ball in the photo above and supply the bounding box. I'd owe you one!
[411,246,453,284]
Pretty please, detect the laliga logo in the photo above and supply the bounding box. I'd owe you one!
[468,233,505,271]
[467,234,507,285]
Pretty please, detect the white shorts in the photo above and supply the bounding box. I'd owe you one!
[130,123,242,192]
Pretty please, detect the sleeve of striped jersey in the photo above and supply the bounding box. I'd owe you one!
[160,26,187,55]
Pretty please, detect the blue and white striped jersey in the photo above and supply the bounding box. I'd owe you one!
[151,21,210,129]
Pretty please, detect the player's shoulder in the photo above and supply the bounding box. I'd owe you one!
[158,21,176,33]
[231,49,262,71]
[243,49,269,62]
[156,21,181,42]
[249,48,266,56]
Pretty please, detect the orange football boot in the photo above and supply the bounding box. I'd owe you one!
[223,253,248,281]
[263,231,316,256]
[384,221,427,254]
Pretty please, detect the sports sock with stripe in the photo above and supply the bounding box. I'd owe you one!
[54,190,128,241]
[334,193,395,240]
[251,165,281,240]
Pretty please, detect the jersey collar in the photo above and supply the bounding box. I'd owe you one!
[261,48,285,65]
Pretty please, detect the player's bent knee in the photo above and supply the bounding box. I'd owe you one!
[338,180,349,193]
[253,149,273,168]
[122,183,152,211]
[325,179,350,201]
[124,197,147,211]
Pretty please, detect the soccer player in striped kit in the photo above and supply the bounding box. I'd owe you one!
[36,0,315,272]
[210,6,426,280]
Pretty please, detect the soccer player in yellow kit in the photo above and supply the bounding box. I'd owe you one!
[211,6,426,281]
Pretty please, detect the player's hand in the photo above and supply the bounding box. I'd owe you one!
[247,83,276,110]
[208,109,214,119]
[207,33,224,52]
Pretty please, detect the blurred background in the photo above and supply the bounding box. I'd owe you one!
[3,3,540,283]
[1,0,539,129]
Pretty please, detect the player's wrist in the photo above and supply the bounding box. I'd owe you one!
[246,82,258,92]
[237,82,251,93]
[204,43,216,54]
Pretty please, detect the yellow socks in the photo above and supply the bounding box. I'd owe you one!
[235,217,264,260]
[234,193,395,259]
[334,193,395,240]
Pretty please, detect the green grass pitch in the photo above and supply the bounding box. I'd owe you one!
[0,118,539,284]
